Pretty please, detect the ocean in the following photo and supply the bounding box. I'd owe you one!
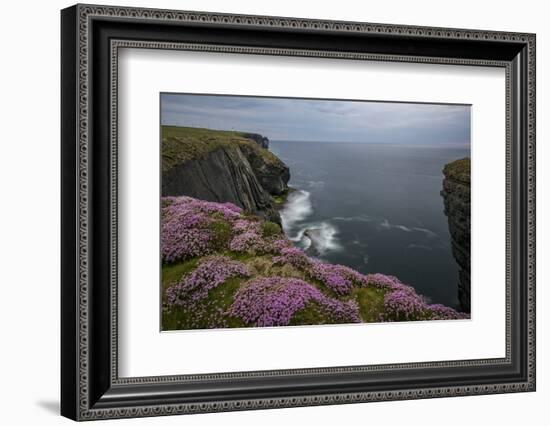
[270,140,470,309]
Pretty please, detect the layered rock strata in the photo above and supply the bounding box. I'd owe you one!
[161,126,289,224]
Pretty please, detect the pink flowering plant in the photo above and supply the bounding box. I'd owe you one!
[227,277,361,327]
[165,255,251,307]
[161,196,241,263]
[161,195,469,330]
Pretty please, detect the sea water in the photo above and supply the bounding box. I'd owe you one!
[270,140,469,309]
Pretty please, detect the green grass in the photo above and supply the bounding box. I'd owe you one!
[260,221,282,238]
[209,220,233,251]
[443,157,470,184]
[289,302,338,326]
[161,126,280,172]
[271,187,294,206]
[162,277,247,330]
[161,258,200,292]
[350,287,387,322]
[161,249,391,329]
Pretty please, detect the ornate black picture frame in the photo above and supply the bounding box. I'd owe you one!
[61,4,536,421]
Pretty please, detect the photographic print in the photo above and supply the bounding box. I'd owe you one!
[160,94,471,331]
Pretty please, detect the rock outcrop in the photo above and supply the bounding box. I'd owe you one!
[441,158,471,313]
[237,143,290,195]
[240,132,269,149]
[161,126,289,224]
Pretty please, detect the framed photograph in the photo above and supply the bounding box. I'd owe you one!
[61,4,536,421]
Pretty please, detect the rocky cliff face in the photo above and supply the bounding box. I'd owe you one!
[237,143,290,195]
[161,126,289,224]
[441,158,471,313]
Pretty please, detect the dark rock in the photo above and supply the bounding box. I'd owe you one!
[240,132,269,149]
[161,129,289,225]
[237,143,290,195]
[441,158,471,313]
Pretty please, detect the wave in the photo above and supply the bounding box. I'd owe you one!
[412,227,438,238]
[380,219,412,232]
[333,214,375,223]
[280,189,313,233]
[379,219,437,238]
[302,222,342,255]
[280,189,341,255]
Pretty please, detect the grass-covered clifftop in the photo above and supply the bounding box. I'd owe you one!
[162,126,281,173]
[161,195,468,330]
[443,157,470,185]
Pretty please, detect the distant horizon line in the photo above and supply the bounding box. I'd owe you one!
[160,124,469,147]
[271,139,470,147]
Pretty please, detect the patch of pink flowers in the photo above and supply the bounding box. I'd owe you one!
[272,246,312,269]
[308,260,369,295]
[229,229,264,253]
[161,196,470,325]
[427,304,469,320]
[227,277,361,327]
[165,255,251,307]
[381,289,428,321]
[309,262,352,295]
[228,219,287,255]
[269,238,293,253]
[161,196,242,262]
[364,273,406,291]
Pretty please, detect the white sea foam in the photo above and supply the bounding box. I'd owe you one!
[333,214,375,223]
[380,219,412,232]
[280,190,313,233]
[379,219,437,238]
[280,189,341,255]
[302,222,342,254]
[412,227,438,238]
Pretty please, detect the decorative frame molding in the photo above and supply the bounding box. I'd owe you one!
[61,4,536,421]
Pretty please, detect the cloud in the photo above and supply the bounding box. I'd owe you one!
[160,93,470,145]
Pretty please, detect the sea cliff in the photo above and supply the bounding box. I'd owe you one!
[162,126,289,224]
[160,127,469,329]
[441,158,471,313]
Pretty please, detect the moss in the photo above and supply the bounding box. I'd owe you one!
[162,277,247,330]
[161,258,199,293]
[208,220,232,251]
[289,302,337,326]
[260,221,282,238]
[222,251,256,263]
[162,126,279,172]
[351,287,387,322]
[272,187,294,206]
[243,255,305,280]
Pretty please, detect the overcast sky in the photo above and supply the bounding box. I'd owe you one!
[161,93,470,145]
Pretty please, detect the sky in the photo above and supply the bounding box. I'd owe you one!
[160,93,470,146]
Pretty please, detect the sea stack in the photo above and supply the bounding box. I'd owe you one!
[441,158,471,313]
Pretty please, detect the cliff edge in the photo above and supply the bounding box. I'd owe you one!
[441,158,471,313]
[161,126,289,224]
